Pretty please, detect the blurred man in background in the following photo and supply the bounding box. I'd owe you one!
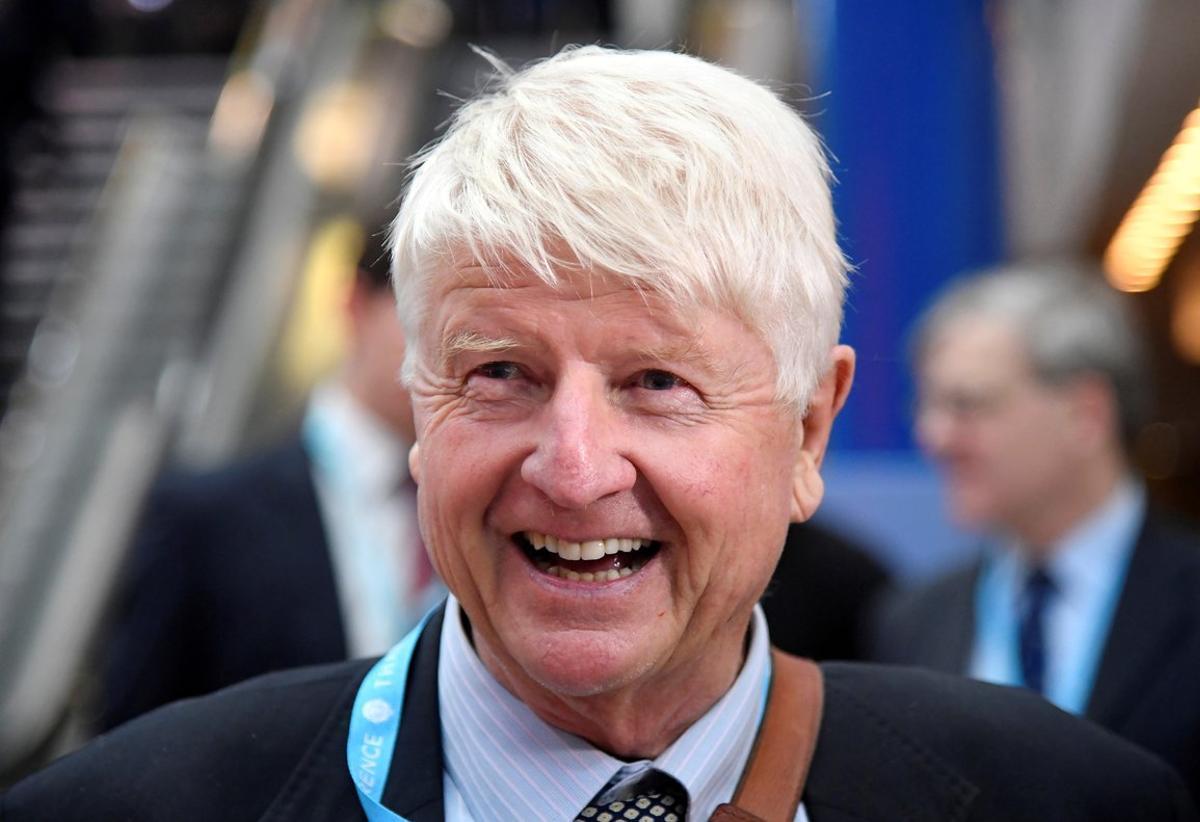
[98,227,442,731]
[871,261,1200,800]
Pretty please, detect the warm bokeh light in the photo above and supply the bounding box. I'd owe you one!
[208,69,275,158]
[1105,102,1200,293]
[1172,258,1200,363]
[293,83,382,191]
[378,0,453,48]
[278,217,364,390]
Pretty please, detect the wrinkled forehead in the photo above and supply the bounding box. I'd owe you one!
[421,249,738,333]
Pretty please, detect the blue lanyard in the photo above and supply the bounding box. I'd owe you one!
[347,609,436,821]
[347,606,775,820]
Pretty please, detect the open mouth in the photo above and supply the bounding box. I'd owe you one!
[514,531,662,582]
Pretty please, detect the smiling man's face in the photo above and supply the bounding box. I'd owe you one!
[407,263,832,716]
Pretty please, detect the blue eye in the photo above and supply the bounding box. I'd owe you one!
[638,370,683,391]
[475,362,521,380]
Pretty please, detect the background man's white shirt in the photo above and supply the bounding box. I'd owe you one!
[305,382,441,657]
[969,478,1144,713]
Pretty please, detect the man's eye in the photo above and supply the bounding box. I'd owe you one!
[637,370,684,391]
[474,361,522,380]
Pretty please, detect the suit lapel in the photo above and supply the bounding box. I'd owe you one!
[381,609,447,821]
[1085,514,1193,728]
[931,566,978,674]
[259,608,447,821]
[255,662,371,821]
[897,564,978,674]
[805,669,977,822]
[268,438,349,658]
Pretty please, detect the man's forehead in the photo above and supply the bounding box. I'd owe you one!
[921,317,1035,387]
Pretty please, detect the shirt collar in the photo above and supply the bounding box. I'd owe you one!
[305,381,409,495]
[438,597,771,820]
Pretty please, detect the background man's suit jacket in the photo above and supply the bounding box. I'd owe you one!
[100,437,348,730]
[9,609,1195,821]
[762,520,889,661]
[869,510,1200,803]
[101,446,887,730]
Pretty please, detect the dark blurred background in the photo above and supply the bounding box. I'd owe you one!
[0,0,1197,782]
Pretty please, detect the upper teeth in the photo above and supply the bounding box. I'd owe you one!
[524,532,650,561]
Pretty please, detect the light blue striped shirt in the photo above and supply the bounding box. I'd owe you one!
[438,597,810,821]
[969,479,1144,714]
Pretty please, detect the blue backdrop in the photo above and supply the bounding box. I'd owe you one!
[799,1,1006,575]
[808,0,1006,452]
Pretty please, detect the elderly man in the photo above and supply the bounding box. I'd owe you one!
[3,48,1195,821]
[871,263,1200,801]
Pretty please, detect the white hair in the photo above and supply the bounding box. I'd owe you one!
[390,45,848,409]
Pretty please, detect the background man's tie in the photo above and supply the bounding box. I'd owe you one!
[1018,567,1056,694]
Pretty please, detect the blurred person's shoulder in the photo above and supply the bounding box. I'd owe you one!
[814,662,1198,820]
[1142,506,1200,563]
[864,556,980,665]
[2,657,371,821]
[149,435,312,511]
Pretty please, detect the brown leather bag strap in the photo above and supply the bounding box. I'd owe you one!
[710,649,824,822]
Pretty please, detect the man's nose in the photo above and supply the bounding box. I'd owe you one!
[520,373,636,510]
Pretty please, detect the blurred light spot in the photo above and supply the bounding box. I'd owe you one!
[1172,260,1200,363]
[278,217,364,390]
[128,0,174,11]
[293,83,381,191]
[1134,421,1181,480]
[27,316,80,388]
[1105,101,1200,293]
[379,0,453,48]
[209,70,275,159]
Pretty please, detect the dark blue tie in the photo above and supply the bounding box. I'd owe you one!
[1018,567,1056,694]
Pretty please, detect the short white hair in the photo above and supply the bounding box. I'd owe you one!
[390,45,848,409]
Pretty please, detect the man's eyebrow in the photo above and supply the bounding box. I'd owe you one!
[633,341,734,379]
[439,330,521,365]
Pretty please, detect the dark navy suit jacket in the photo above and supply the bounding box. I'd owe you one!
[870,510,1200,803]
[99,437,348,730]
[8,608,1196,821]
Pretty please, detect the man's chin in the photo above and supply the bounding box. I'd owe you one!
[504,627,662,700]
[948,490,998,529]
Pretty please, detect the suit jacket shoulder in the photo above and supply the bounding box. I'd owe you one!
[865,560,978,671]
[5,606,449,822]
[100,437,346,730]
[4,659,372,821]
[811,663,1197,822]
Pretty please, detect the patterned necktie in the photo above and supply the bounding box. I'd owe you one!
[1018,567,1056,694]
[575,767,689,822]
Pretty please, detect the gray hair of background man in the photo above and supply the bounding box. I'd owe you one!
[913,261,1151,447]
[389,45,849,411]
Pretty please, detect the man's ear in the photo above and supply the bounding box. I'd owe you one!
[791,345,855,522]
[408,442,421,485]
[1064,374,1118,452]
